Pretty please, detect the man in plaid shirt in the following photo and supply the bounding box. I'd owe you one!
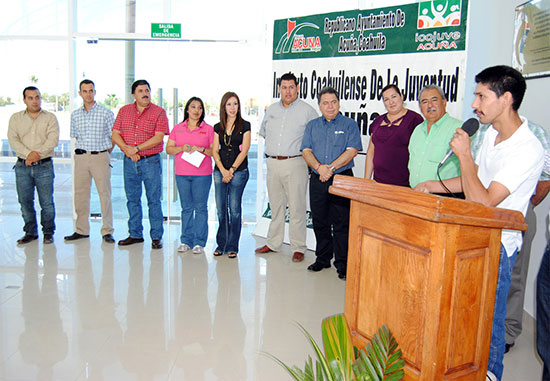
[112,79,169,249]
[65,79,116,244]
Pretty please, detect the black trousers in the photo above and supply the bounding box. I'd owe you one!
[309,169,352,273]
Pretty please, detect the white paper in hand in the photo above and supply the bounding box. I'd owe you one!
[181,151,206,168]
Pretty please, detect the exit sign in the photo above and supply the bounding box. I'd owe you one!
[151,23,181,39]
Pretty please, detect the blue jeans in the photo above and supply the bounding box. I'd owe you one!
[537,242,550,381]
[14,159,55,235]
[213,168,249,253]
[123,155,164,240]
[488,244,517,380]
[175,174,212,247]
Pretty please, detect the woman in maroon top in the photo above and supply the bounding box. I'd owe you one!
[364,84,424,187]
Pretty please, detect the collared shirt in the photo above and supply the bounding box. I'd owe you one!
[300,113,363,174]
[475,117,543,256]
[71,102,114,151]
[471,118,550,181]
[7,109,59,160]
[112,102,169,155]
[408,112,462,188]
[259,98,317,156]
[168,120,214,176]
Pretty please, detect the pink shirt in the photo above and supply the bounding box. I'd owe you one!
[169,120,214,176]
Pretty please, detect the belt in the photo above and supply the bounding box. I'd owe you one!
[265,154,302,160]
[75,149,108,155]
[138,153,159,160]
[17,157,52,166]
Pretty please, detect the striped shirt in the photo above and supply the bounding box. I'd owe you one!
[471,118,550,181]
[112,102,169,155]
[70,102,114,151]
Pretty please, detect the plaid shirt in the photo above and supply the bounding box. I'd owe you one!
[471,117,550,181]
[112,102,169,155]
[71,102,114,151]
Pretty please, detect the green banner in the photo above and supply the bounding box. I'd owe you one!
[273,0,467,60]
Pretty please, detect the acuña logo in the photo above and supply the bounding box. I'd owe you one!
[275,19,322,54]
[417,0,462,29]
[415,0,462,51]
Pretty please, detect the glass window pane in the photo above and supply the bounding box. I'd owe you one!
[0,0,67,36]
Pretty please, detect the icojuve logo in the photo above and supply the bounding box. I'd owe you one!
[417,0,462,29]
[275,19,321,54]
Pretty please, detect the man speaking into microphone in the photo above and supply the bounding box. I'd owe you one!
[408,84,463,191]
[414,65,543,381]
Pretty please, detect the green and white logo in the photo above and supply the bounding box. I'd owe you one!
[418,0,462,29]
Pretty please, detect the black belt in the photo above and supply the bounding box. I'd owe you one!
[138,153,159,160]
[17,157,52,166]
[75,149,108,155]
[265,154,302,160]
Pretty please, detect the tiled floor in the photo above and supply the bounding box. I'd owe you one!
[0,149,546,380]
[0,216,347,381]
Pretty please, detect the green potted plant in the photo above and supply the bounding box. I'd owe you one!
[266,313,404,380]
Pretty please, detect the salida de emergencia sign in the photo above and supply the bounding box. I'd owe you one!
[151,23,181,39]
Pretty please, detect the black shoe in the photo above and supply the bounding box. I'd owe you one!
[118,236,144,246]
[102,234,115,243]
[307,262,331,272]
[152,239,163,249]
[338,272,347,280]
[17,234,38,244]
[43,234,54,244]
[504,342,514,354]
[64,232,89,241]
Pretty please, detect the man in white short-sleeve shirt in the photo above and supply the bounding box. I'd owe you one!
[414,65,543,381]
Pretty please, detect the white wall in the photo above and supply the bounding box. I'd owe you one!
[464,0,549,317]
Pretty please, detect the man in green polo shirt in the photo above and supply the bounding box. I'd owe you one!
[408,84,462,189]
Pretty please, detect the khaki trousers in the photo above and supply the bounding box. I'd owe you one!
[266,156,308,253]
[74,152,114,236]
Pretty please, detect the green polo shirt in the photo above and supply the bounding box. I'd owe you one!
[408,112,462,188]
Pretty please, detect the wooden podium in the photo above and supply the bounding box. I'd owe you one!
[329,176,527,381]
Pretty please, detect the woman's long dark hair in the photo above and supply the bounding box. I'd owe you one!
[219,92,243,136]
[183,96,205,125]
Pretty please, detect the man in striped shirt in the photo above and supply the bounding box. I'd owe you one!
[65,79,115,244]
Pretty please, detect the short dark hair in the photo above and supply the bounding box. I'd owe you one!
[381,84,402,97]
[280,72,298,86]
[475,65,526,111]
[23,86,40,98]
[79,79,95,90]
[183,96,205,125]
[131,79,150,94]
[318,86,339,104]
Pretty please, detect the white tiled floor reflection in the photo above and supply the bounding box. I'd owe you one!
[0,216,349,380]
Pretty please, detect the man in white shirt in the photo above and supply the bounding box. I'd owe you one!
[414,65,543,381]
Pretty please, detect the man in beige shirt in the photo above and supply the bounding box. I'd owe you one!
[7,86,59,244]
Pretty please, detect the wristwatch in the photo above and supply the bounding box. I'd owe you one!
[329,166,336,173]
[135,145,140,151]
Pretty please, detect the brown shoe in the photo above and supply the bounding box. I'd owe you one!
[255,245,274,254]
[292,252,304,262]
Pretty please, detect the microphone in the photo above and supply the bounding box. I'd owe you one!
[438,118,480,167]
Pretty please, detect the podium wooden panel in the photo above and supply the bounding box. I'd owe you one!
[329,176,526,381]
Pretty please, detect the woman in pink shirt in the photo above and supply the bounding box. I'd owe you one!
[166,97,214,255]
